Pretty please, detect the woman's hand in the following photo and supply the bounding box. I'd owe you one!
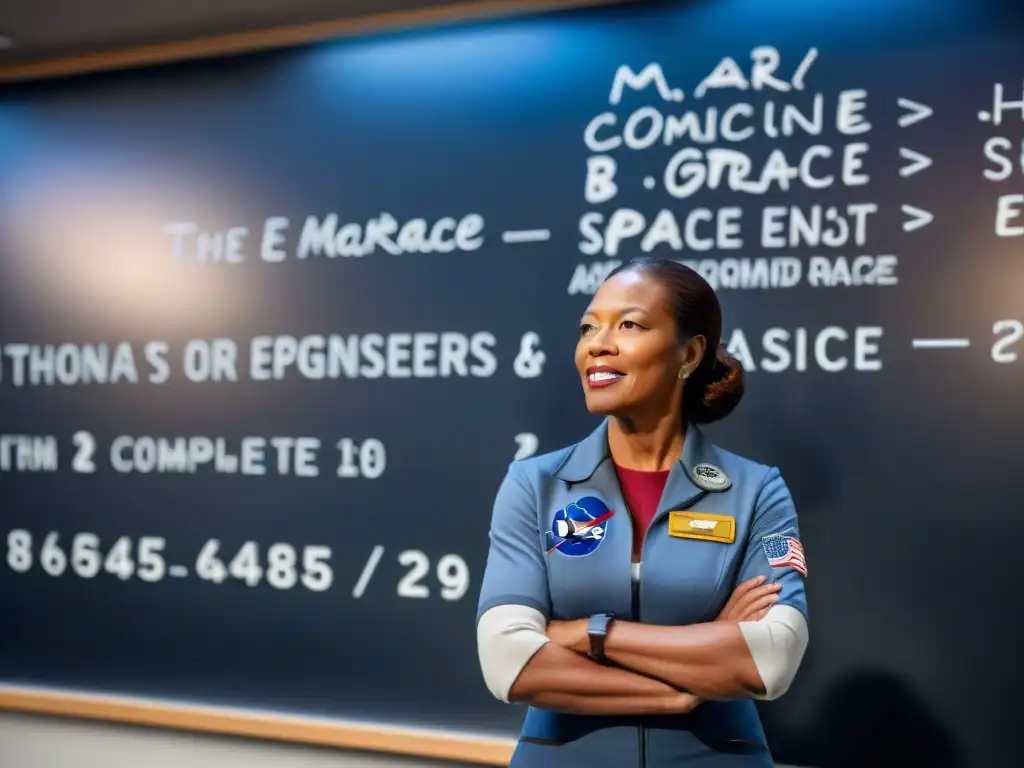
[716,576,782,622]
[546,618,590,654]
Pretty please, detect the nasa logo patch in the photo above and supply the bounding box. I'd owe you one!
[692,463,731,492]
[546,496,615,557]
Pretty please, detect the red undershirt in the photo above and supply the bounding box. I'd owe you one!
[614,464,670,560]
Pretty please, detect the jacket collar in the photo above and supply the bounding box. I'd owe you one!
[551,417,612,484]
[553,416,718,487]
[553,417,732,529]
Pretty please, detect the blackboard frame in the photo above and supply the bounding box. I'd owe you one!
[0,0,634,83]
[0,685,516,763]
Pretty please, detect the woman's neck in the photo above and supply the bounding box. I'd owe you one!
[607,412,685,472]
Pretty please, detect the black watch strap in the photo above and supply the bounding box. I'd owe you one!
[587,613,614,661]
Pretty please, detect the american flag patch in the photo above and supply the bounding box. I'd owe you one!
[762,533,807,577]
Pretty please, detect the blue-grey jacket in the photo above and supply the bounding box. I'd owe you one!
[476,417,808,767]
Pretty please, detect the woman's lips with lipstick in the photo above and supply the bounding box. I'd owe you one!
[586,366,625,388]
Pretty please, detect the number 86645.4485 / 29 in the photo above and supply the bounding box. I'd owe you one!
[4,530,471,601]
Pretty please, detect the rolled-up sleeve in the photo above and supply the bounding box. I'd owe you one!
[475,461,552,702]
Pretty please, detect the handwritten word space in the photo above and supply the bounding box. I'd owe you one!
[578,203,877,257]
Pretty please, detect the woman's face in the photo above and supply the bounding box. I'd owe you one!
[575,269,702,420]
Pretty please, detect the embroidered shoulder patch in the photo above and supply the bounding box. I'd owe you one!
[762,533,807,577]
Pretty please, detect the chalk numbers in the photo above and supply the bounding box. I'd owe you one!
[8,529,470,602]
[6,529,32,572]
[195,539,333,591]
[336,438,386,479]
[514,432,539,460]
[992,319,1023,363]
[71,430,98,473]
[397,549,470,602]
[267,544,298,589]
[5,530,334,592]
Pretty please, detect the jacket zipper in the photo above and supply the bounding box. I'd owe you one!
[632,563,646,768]
[633,490,706,768]
[622,495,646,768]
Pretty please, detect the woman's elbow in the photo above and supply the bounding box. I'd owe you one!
[476,604,551,703]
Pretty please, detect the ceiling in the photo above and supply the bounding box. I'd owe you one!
[0,0,625,81]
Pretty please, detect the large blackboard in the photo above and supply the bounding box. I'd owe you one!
[2,1,1023,765]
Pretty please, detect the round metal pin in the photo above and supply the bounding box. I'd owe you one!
[691,463,731,492]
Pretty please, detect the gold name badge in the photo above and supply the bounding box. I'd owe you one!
[668,511,736,544]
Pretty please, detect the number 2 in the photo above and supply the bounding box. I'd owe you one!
[71,431,97,473]
[992,319,1023,363]
[397,549,430,598]
[514,433,539,460]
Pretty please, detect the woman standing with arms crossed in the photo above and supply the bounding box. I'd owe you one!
[476,258,809,767]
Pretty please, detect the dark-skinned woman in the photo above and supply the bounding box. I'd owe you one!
[476,258,809,767]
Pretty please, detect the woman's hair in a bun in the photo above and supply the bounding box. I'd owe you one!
[684,349,745,424]
[610,257,745,424]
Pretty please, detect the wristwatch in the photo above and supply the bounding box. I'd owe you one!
[587,613,615,662]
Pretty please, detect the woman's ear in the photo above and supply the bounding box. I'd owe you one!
[678,334,706,379]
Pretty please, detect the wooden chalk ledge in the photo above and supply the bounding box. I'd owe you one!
[0,685,516,765]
